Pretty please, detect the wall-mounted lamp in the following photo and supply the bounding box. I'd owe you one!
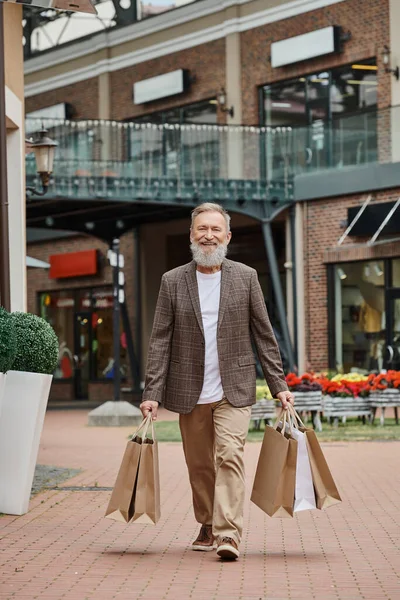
[382,45,399,80]
[26,127,58,197]
[373,263,384,277]
[337,267,347,280]
[217,88,234,118]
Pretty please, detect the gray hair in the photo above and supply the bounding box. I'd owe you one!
[190,203,231,232]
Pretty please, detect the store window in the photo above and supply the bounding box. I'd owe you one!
[333,260,385,373]
[40,290,75,379]
[127,99,219,179]
[38,288,127,385]
[262,58,378,179]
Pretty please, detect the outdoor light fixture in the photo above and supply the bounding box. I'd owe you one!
[374,263,384,277]
[382,45,399,80]
[26,127,58,196]
[337,267,347,280]
[217,88,234,118]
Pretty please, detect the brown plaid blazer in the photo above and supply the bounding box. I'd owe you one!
[142,258,288,414]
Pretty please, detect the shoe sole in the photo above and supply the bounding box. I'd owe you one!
[191,544,216,552]
[216,544,240,560]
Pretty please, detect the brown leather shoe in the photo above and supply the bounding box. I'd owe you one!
[191,524,215,552]
[216,537,240,560]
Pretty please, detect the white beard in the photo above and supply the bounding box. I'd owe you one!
[190,241,228,267]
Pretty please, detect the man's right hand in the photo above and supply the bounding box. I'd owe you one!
[140,400,159,421]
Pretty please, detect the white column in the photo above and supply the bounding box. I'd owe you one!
[389,0,400,161]
[6,86,26,312]
[225,32,244,179]
[285,213,294,345]
[295,202,306,373]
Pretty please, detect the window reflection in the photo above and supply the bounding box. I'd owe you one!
[127,99,218,179]
[262,58,378,177]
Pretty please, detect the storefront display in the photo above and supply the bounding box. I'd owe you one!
[39,286,127,399]
[331,258,400,373]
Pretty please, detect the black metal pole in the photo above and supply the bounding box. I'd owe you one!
[289,205,298,367]
[120,300,140,391]
[0,3,11,311]
[112,238,121,402]
[261,219,295,371]
[133,228,142,389]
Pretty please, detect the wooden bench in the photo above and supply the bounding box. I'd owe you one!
[322,396,372,427]
[293,391,323,432]
[250,399,276,430]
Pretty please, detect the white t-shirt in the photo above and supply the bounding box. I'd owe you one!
[196,270,224,404]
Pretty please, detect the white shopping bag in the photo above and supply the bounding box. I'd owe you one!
[290,426,317,512]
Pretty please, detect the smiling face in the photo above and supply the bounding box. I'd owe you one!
[190,210,232,268]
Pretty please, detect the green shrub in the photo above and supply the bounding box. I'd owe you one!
[12,312,59,375]
[0,307,16,373]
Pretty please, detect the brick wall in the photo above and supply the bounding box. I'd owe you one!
[240,0,390,125]
[304,188,400,371]
[25,78,99,119]
[110,39,226,121]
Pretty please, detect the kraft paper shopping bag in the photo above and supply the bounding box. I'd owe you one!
[251,409,297,518]
[105,416,152,523]
[130,417,161,524]
[304,429,342,509]
[289,407,341,511]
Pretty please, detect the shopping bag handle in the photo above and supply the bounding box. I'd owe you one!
[131,414,153,440]
[273,408,292,436]
[288,404,307,429]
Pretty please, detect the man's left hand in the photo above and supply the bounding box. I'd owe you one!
[276,390,295,410]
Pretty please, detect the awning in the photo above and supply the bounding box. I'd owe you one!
[26,256,50,269]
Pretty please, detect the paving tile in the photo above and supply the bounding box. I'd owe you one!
[0,409,399,599]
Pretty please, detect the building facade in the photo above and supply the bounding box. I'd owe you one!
[23,0,400,401]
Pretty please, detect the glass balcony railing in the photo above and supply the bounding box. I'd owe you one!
[25,118,292,203]
[265,109,380,181]
[26,108,393,202]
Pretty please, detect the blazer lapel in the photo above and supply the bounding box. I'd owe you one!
[218,259,232,331]
[185,261,204,337]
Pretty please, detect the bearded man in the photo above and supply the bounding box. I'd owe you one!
[140,203,293,560]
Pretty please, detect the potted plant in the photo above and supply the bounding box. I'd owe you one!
[367,371,400,425]
[0,307,17,419]
[0,312,58,515]
[286,373,323,430]
[319,376,371,425]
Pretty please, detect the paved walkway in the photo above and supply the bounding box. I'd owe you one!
[0,409,399,600]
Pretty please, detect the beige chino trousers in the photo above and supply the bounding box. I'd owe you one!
[179,398,251,545]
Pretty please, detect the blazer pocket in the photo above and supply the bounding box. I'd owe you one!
[238,355,256,367]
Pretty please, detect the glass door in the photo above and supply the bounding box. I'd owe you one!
[74,312,91,399]
[385,291,400,370]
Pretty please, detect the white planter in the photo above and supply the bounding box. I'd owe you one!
[0,373,6,421]
[0,371,52,515]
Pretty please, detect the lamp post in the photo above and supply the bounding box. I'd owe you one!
[26,127,58,196]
